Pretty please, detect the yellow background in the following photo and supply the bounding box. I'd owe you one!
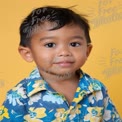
[0,0,122,117]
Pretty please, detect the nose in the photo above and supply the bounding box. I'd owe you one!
[57,45,72,57]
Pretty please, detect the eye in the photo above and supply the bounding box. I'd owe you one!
[70,42,80,47]
[45,43,56,48]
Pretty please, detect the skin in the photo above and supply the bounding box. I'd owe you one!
[19,22,92,104]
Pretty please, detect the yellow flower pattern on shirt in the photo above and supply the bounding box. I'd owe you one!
[0,106,9,121]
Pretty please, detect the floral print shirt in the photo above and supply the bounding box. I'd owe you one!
[0,68,121,122]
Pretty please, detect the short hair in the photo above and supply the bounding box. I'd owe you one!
[19,6,91,47]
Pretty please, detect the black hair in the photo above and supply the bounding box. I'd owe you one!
[19,6,91,47]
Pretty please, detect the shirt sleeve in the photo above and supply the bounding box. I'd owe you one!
[102,87,122,122]
[0,85,28,122]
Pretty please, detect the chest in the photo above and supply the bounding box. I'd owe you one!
[24,91,104,122]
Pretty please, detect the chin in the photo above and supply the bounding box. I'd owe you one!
[52,70,75,77]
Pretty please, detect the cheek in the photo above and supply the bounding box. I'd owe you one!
[37,53,54,65]
[75,51,88,64]
[75,49,87,59]
[78,55,87,63]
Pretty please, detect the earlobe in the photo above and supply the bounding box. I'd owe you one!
[18,46,33,62]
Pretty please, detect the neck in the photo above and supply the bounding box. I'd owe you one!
[39,70,80,104]
[39,70,80,85]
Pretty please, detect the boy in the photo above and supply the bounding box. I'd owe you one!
[0,6,121,122]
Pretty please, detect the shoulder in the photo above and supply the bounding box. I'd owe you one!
[3,78,28,108]
[0,79,28,121]
[81,72,109,105]
[6,68,40,98]
[0,68,40,121]
[82,72,107,93]
[3,68,40,104]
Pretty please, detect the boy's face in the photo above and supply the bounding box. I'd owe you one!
[19,23,92,76]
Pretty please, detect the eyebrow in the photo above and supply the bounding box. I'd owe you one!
[70,35,84,40]
[40,36,55,41]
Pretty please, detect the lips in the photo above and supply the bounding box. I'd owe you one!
[54,60,74,67]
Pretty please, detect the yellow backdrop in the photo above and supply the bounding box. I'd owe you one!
[0,0,122,117]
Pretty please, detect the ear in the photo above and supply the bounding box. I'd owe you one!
[86,44,93,57]
[18,46,33,62]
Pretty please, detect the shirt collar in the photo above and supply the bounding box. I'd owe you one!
[27,68,47,97]
[27,68,102,97]
[70,71,102,107]
[79,72,102,93]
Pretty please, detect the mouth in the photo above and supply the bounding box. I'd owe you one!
[54,61,74,67]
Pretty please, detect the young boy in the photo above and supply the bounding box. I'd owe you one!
[0,6,121,122]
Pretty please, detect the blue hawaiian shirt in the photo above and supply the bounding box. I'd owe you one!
[0,68,121,122]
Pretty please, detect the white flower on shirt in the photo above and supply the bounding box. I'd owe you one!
[95,91,103,101]
[42,93,64,104]
[88,91,103,105]
[28,93,41,105]
[27,68,40,79]
[6,84,26,106]
[103,110,111,121]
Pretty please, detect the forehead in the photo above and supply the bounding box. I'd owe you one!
[30,23,87,46]
[31,22,85,37]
